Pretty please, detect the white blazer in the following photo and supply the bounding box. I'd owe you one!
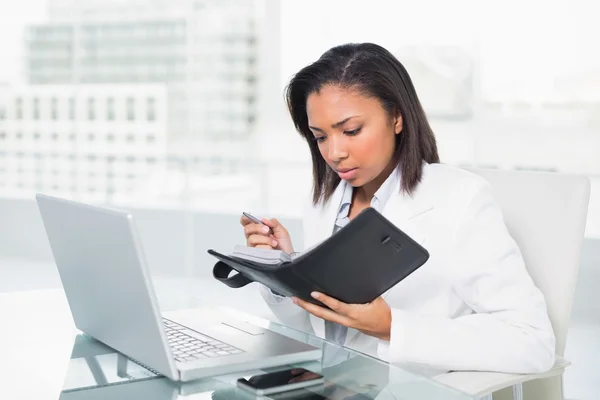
[260,163,556,374]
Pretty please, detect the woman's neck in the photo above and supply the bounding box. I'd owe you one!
[354,160,397,204]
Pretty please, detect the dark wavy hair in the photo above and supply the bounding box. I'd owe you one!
[285,43,440,205]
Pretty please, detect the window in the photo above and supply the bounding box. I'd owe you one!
[147,97,156,121]
[34,132,41,140]
[69,97,75,120]
[51,97,58,120]
[0,132,5,140]
[52,132,59,141]
[15,97,23,119]
[126,134,135,143]
[88,133,95,142]
[106,134,115,142]
[88,97,96,121]
[106,97,115,120]
[147,135,156,143]
[16,132,23,140]
[33,97,40,120]
[0,106,6,120]
[126,97,135,121]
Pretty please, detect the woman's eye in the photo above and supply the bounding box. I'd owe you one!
[314,136,326,143]
[344,127,361,136]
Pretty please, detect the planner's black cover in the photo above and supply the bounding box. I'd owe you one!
[208,208,429,306]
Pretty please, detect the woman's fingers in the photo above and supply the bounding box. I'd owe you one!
[243,223,271,239]
[241,216,292,251]
[247,234,278,248]
[262,218,288,236]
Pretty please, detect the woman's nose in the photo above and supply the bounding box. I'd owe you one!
[328,136,348,161]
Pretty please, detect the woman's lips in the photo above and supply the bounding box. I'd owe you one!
[337,168,358,180]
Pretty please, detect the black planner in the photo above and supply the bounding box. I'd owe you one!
[208,208,429,306]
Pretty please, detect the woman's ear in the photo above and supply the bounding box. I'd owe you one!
[394,114,403,134]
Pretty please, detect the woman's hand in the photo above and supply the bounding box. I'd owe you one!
[292,292,392,341]
[240,215,294,254]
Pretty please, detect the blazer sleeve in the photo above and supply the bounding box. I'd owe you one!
[378,179,556,373]
[258,284,314,335]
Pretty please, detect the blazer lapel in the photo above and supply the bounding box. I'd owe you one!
[304,182,345,250]
[381,180,434,244]
[344,178,435,348]
[307,182,345,339]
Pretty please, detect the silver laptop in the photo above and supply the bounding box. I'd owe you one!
[36,194,321,382]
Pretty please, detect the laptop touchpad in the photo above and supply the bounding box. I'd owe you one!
[221,320,264,336]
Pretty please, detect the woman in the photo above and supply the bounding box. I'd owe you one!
[240,43,555,374]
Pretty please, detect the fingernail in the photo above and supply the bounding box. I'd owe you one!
[262,226,270,233]
[311,292,320,299]
[272,240,278,246]
[292,297,298,305]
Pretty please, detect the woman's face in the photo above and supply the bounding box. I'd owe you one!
[306,85,402,188]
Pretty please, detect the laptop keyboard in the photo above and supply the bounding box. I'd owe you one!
[163,318,244,363]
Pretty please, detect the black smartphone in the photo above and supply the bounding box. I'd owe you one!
[236,368,324,396]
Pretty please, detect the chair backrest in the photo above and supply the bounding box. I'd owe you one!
[470,168,590,356]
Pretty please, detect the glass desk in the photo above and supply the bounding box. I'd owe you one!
[59,308,476,400]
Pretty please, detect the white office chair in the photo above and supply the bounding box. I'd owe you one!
[435,168,590,400]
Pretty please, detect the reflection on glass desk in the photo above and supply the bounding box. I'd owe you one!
[60,312,476,400]
[61,335,160,393]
